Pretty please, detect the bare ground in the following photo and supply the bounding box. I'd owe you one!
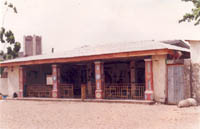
[0,100,199,129]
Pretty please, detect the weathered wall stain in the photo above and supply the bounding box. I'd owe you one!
[191,63,200,103]
[183,59,191,99]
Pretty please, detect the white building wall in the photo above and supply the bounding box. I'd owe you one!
[152,55,167,103]
[187,40,200,103]
[0,78,8,95]
[190,41,200,63]
[7,66,20,97]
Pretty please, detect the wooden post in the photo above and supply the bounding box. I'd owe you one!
[144,59,154,100]
[19,66,26,98]
[130,61,136,98]
[87,64,93,98]
[52,64,60,98]
[95,61,104,99]
[81,84,86,100]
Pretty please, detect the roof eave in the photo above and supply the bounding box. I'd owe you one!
[0,49,180,67]
[185,40,200,43]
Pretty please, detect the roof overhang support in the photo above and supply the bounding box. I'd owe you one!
[0,49,176,67]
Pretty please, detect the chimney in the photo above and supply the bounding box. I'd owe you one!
[24,35,42,56]
[24,36,33,56]
[33,35,42,55]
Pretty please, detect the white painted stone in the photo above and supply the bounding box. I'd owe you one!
[178,98,197,108]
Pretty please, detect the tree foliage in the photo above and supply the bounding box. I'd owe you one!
[4,1,17,14]
[179,0,200,25]
[0,1,20,60]
[0,27,21,60]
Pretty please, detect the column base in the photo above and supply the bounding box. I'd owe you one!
[95,89,103,99]
[145,90,154,100]
[18,91,23,98]
[52,90,58,98]
[131,84,136,98]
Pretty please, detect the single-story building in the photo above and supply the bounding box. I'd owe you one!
[0,38,192,104]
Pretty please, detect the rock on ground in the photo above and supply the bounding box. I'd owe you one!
[178,98,198,108]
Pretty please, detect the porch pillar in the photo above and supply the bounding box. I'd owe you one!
[130,61,136,98]
[144,59,154,100]
[94,61,104,99]
[52,64,60,98]
[19,66,26,98]
[87,63,93,98]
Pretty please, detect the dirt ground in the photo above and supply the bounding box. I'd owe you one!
[0,100,199,129]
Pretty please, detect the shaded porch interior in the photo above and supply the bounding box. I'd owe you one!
[25,64,52,97]
[104,60,145,100]
[24,57,146,100]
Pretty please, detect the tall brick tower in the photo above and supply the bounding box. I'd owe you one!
[23,35,42,56]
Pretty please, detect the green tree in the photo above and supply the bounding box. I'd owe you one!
[0,1,21,60]
[179,0,200,25]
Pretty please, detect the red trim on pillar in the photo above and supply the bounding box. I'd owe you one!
[144,59,154,100]
[52,64,60,98]
[19,67,26,98]
[95,61,104,99]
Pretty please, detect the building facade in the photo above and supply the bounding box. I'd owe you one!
[0,40,191,104]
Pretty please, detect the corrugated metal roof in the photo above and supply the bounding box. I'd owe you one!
[0,40,190,64]
[161,40,190,49]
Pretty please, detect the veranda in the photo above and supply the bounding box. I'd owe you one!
[22,56,151,100]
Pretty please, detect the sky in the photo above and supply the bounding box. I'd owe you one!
[0,0,199,54]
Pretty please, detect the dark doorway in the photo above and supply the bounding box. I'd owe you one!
[60,64,87,98]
